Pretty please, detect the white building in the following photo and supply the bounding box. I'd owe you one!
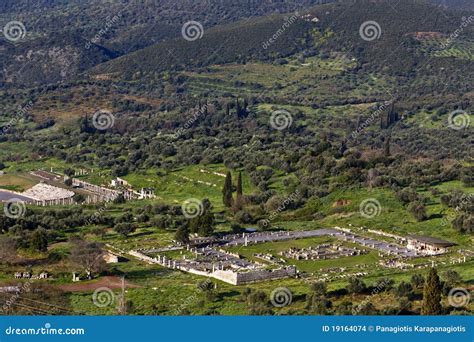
[406,235,455,255]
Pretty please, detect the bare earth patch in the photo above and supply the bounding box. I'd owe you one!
[332,199,352,207]
[57,276,140,292]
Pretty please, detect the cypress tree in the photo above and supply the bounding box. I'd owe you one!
[223,171,233,207]
[30,228,48,252]
[197,199,215,236]
[339,140,347,156]
[234,171,244,211]
[175,226,190,244]
[243,98,248,116]
[80,114,94,133]
[236,99,243,118]
[421,268,442,315]
[236,172,243,198]
[188,199,215,237]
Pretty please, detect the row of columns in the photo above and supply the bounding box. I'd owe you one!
[33,197,74,206]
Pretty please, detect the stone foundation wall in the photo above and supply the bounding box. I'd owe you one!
[206,267,297,285]
[234,267,297,285]
[210,270,239,285]
[129,250,297,285]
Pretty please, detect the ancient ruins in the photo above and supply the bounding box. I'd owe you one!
[125,227,457,285]
[22,183,75,206]
[129,247,297,286]
[280,244,366,260]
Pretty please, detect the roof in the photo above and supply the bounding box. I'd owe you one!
[407,235,456,247]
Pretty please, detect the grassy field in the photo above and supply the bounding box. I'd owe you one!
[0,173,37,191]
[417,38,474,61]
[290,185,473,246]
[225,236,380,274]
[121,165,255,211]
[0,142,70,173]
[184,56,394,102]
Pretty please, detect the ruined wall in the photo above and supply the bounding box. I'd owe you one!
[211,270,239,285]
[234,267,297,285]
[130,250,297,285]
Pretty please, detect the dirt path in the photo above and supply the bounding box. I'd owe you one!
[57,276,140,292]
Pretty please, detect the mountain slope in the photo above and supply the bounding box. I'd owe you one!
[91,0,474,80]
[0,0,325,54]
[312,0,473,73]
[91,14,314,78]
[0,33,117,87]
